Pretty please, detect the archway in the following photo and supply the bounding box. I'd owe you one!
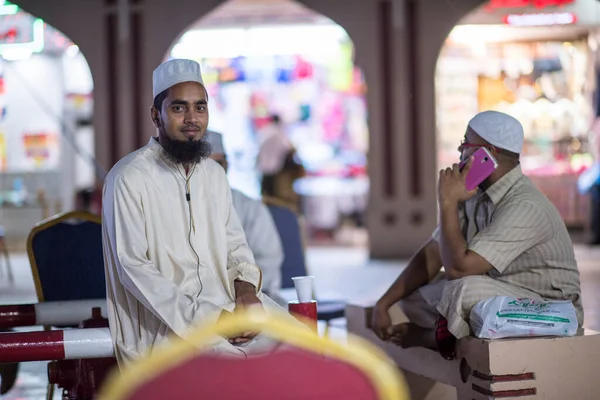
[0,1,95,249]
[166,0,369,247]
[435,0,600,229]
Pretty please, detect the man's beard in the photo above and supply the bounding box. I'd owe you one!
[159,129,212,165]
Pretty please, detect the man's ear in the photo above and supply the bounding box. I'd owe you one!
[150,107,161,128]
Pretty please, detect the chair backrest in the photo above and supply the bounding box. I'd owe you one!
[27,211,105,302]
[264,201,307,289]
[98,311,410,400]
[113,350,381,400]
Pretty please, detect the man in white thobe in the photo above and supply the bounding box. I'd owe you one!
[102,59,297,367]
[205,130,284,296]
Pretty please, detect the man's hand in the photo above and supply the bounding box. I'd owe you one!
[218,310,252,345]
[437,156,478,208]
[234,280,263,309]
[371,301,392,341]
[235,291,263,313]
[232,280,263,343]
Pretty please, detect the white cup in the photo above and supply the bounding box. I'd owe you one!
[292,276,314,303]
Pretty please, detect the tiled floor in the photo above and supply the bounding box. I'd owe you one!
[1,244,600,399]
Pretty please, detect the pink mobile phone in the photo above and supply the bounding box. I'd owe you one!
[459,147,498,191]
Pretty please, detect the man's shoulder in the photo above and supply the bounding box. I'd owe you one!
[497,178,564,224]
[503,178,553,210]
[202,158,227,181]
[231,189,264,210]
[231,188,253,201]
[106,147,153,186]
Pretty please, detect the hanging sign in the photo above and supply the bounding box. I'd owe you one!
[0,12,35,45]
[23,132,55,168]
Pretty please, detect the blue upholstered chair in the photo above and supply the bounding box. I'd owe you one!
[27,211,105,303]
[26,210,105,399]
[264,197,346,331]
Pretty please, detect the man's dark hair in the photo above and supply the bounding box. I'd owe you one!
[494,148,520,166]
[153,89,169,110]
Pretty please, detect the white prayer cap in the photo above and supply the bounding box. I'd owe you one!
[152,59,204,99]
[468,111,524,154]
[206,130,225,155]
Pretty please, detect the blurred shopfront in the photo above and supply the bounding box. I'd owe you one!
[437,0,600,228]
[0,1,94,248]
[169,1,369,244]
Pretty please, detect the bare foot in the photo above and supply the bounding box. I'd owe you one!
[387,322,436,349]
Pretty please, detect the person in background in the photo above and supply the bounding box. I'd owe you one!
[206,130,284,296]
[256,114,305,211]
[585,114,600,245]
[371,110,583,360]
[75,183,103,215]
[75,188,93,211]
[256,115,291,181]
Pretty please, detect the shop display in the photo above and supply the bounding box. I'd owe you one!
[172,34,369,198]
[0,4,95,249]
[22,132,59,169]
[169,24,369,239]
[437,33,595,227]
[436,54,479,167]
[0,4,86,175]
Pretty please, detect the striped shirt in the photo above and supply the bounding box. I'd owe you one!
[433,165,583,324]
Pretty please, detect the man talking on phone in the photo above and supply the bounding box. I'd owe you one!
[371,110,583,360]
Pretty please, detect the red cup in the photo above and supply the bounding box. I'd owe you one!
[288,301,318,333]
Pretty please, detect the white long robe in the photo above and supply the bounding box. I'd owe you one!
[231,189,283,295]
[102,138,295,366]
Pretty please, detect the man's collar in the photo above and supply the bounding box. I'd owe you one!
[484,164,523,205]
[148,136,160,147]
[147,136,177,169]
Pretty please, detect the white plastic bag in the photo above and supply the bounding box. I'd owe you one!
[470,296,578,339]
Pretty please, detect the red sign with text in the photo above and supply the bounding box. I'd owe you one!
[485,0,575,11]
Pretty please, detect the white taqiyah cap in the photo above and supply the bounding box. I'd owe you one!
[468,110,524,154]
[206,130,224,155]
[152,58,204,99]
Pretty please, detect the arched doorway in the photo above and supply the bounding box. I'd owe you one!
[0,1,95,249]
[435,0,600,229]
[166,0,369,247]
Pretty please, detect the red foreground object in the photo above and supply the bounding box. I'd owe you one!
[0,307,117,400]
[0,330,66,362]
[0,299,107,329]
[0,304,36,328]
[288,301,318,332]
[51,308,117,400]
